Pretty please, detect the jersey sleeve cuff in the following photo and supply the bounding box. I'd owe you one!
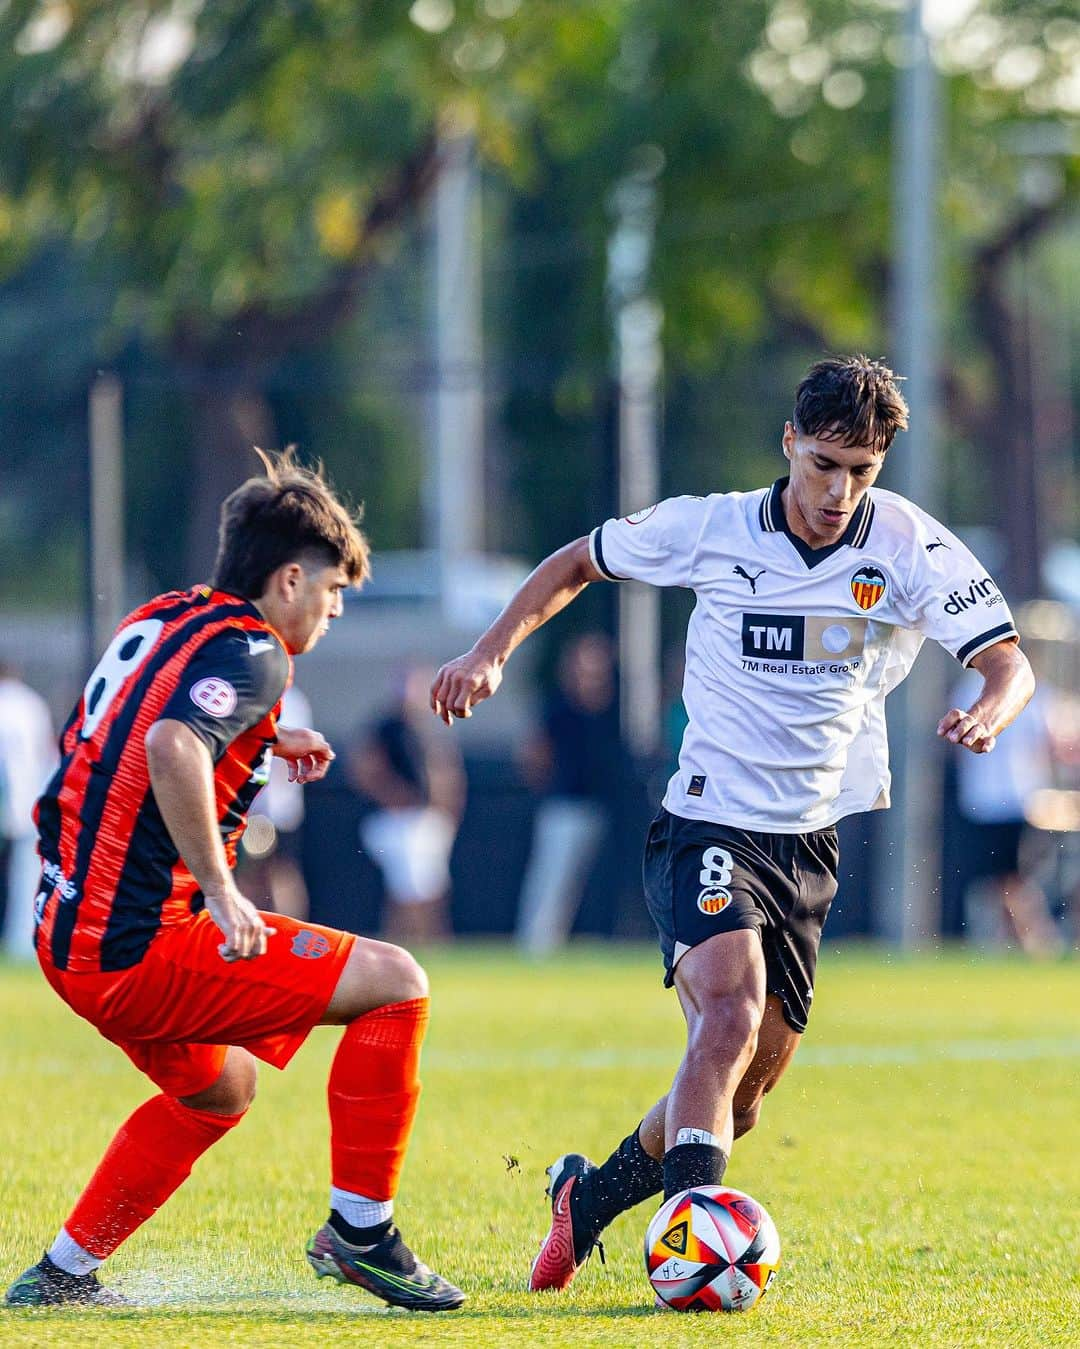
[956,623,1019,667]
[152,709,229,760]
[589,524,626,581]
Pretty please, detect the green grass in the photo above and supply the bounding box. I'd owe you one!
[2,943,1079,1347]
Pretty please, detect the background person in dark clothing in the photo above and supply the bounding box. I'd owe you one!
[515,632,624,956]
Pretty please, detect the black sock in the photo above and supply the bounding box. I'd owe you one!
[571,1126,664,1258]
[328,1209,393,1248]
[662,1143,728,1198]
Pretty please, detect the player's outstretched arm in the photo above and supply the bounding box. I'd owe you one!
[936,640,1035,755]
[145,718,275,959]
[431,536,603,725]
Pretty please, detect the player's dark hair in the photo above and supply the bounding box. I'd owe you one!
[212,447,371,598]
[793,355,909,455]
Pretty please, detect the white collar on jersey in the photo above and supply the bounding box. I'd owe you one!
[758,476,875,568]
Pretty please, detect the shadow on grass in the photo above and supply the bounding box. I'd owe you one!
[4,1298,663,1323]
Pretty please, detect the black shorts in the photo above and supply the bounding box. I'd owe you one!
[966,820,1024,881]
[642,808,840,1033]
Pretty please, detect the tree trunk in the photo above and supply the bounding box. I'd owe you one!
[970,200,1067,600]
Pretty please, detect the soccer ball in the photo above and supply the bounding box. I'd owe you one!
[644,1185,780,1312]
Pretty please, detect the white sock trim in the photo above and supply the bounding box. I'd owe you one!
[48,1228,102,1276]
[330,1186,393,1231]
[674,1127,720,1148]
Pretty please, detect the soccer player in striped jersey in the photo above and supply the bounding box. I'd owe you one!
[5,451,463,1312]
[430,356,1036,1293]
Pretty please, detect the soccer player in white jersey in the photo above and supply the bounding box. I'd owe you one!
[430,356,1035,1291]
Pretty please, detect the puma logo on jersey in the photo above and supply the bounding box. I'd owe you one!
[926,537,950,552]
[733,565,766,593]
[246,635,277,655]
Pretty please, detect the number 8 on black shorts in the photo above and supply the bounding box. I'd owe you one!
[642,808,840,1033]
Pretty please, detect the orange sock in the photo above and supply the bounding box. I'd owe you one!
[64,1094,245,1258]
[328,997,430,1201]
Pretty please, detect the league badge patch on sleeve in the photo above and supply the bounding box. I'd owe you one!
[850,565,887,611]
[190,677,238,718]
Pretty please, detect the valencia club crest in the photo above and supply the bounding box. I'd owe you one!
[850,565,887,611]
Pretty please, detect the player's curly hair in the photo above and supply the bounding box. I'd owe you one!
[212,447,371,597]
[793,355,909,456]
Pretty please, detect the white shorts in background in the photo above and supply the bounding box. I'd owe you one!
[515,796,609,956]
[359,808,456,905]
[3,833,42,960]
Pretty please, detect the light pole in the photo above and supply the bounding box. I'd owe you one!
[428,119,485,617]
[876,0,943,946]
[608,159,664,758]
[87,372,125,667]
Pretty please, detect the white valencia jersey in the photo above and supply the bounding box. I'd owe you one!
[590,480,1018,832]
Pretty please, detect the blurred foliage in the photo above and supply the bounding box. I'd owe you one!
[0,0,1074,603]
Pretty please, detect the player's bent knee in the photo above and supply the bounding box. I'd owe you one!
[362,940,428,1005]
[180,1047,257,1115]
[324,938,429,1023]
[386,944,429,1003]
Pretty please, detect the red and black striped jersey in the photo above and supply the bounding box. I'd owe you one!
[35,587,292,973]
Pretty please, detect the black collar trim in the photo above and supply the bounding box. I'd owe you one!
[851,496,875,549]
[760,482,784,533]
[761,478,875,568]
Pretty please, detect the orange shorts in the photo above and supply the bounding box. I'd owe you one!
[38,909,356,1098]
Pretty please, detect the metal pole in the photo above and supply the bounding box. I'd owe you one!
[618,297,663,756]
[428,123,485,611]
[608,169,663,758]
[876,0,942,946]
[88,373,125,659]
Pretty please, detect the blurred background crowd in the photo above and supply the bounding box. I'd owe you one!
[0,0,1076,959]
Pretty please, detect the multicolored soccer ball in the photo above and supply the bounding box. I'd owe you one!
[644,1186,780,1312]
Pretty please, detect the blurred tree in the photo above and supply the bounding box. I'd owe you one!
[489,0,1078,586]
[0,0,1074,592]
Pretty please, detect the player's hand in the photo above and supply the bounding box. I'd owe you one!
[273,726,335,783]
[937,707,997,754]
[203,885,277,961]
[430,651,504,726]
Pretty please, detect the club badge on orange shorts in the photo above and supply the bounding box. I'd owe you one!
[850,565,887,611]
[292,930,332,959]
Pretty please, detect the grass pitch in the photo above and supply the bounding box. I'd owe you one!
[1,943,1078,1347]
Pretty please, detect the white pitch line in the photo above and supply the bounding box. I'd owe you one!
[424,1036,1080,1073]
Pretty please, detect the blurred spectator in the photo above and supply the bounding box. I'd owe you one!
[236,684,313,920]
[954,674,1062,957]
[349,666,465,944]
[1025,688,1080,951]
[662,644,689,771]
[515,632,623,956]
[0,660,57,959]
